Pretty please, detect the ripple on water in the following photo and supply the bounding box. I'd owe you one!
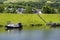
[0,29,60,40]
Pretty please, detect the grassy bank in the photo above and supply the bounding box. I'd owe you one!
[0,14,60,30]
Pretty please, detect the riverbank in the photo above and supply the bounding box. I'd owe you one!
[0,14,60,30]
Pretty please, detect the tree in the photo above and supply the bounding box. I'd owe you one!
[0,5,4,13]
[0,0,7,3]
[24,6,33,13]
[42,6,51,13]
[42,6,55,14]
[51,8,56,13]
[58,6,60,13]
[4,6,16,13]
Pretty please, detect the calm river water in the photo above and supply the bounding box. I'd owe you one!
[0,29,60,40]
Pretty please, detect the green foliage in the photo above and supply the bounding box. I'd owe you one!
[6,8,15,13]
[24,6,33,13]
[0,4,4,13]
[51,8,56,13]
[58,6,60,13]
[42,6,56,14]
[4,5,16,13]
[0,1,59,14]
[0,0,7,3]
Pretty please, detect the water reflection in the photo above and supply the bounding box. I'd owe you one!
[0,29,60,40]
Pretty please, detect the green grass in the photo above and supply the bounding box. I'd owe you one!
[0,14,60,31]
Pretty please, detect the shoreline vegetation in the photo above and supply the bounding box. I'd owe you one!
[0,1,60,14]
[0,14,60,31]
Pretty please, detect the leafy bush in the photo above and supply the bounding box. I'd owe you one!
[58,6,60,13]
[4,6,16,13]
[0,4,4,13]
[42,6,56,14]
[24,6,33,13]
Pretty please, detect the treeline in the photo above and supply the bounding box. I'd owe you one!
[0,1,60,14]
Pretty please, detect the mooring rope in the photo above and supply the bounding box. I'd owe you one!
[37,14,47,23]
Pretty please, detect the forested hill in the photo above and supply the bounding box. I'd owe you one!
[0,0,6,3]
[3,0,60,3]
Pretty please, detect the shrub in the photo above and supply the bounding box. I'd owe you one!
[0,5,4,13]
[24,6,33,13]
[42,6,56,14]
